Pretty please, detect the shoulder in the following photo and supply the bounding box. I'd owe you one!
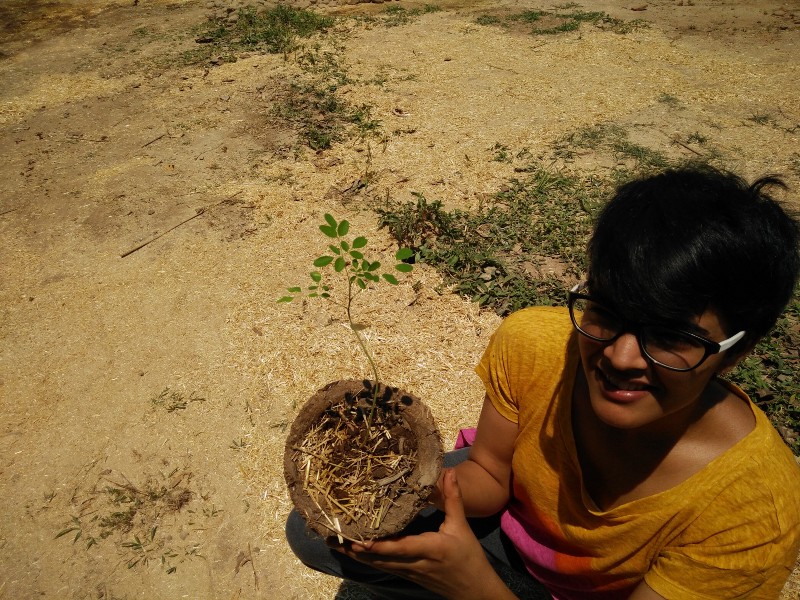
[492,305,573,347]
[679,410,800,551]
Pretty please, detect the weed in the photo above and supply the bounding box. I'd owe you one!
[748,113,773,126]
[553,122,673,174]
[730,295,800,453]
[230,438,251,450]
[686,132,708,145]
[491,142,512,162]
[272,44,382,150]
[56,468,204,573]
[378,166,596,313]
[475,15,502,26]
[658,92,681,108]
[480,9,645,35]
[381,4,441,27]
[183,5,333,65]
[150,388,206,412]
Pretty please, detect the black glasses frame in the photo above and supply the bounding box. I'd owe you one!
[567,290,742,372]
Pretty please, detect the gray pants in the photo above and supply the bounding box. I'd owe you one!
[284,449,551,599]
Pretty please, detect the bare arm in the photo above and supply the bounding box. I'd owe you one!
[433,394,517,517]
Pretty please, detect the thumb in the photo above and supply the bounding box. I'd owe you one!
[441,468,467,524]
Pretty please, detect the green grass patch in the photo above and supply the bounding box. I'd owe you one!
[730,297,800,454]
[476,8,646,35]
[381,4,441,27]
[183,5,333,65]
[272,46,382,150]
[377,166,598,314]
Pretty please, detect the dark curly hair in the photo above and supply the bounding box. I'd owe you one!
[587,165,800,352]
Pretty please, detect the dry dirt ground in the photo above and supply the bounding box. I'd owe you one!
[1,1,798,599]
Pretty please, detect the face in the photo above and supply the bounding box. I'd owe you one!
[577,307,736,433]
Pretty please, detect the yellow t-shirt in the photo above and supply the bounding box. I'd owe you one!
[476,306,800,600]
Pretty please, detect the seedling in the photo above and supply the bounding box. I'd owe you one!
[279,213,413,421]
[280,215,439,542]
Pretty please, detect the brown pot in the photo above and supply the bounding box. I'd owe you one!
[284,379,443,541]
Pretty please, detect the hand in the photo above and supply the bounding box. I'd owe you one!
[339,469,514,600]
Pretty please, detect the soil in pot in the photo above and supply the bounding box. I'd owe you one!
[284,379,443,542]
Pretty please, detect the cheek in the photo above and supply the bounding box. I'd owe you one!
[577,337,601,363]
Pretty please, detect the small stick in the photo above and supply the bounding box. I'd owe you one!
[670,136,703,156]
[142,133,166,148]
[120,191,241,258]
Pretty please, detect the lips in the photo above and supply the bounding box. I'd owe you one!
[597,368,654,403]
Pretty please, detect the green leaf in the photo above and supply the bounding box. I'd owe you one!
[351,259,360,270]
[349,250,363,260]
[324,213,337,228]
[356,278,367,289]
[310,271,322,282]
[396,247,413,261]
[320,292,330,298]
[368,261,381,272]
[287,287,302,293]
[320,224,337,238]
[353,236,367,249]
[341,240,350,252]
[337,220,350,237]
[329,245,341,255]
[334,257,346,272]
[395,263,413,273]
[309,293,318,298]
[314,255,334,267]
[277,296,294,303]
[308,285,318,291]
[383,273,399,285]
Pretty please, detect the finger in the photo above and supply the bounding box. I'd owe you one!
[441,468,467,524]
[356,532,437,559]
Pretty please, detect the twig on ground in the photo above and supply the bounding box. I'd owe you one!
[120,191,242,258]
[142,133,166,148]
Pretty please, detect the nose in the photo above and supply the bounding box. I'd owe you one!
[603,332,649,371]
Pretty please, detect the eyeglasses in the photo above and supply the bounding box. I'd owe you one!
[567,283,746,372]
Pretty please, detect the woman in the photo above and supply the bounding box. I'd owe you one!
[287,167,800,599]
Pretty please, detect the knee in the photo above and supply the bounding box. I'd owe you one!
[285,510,328,568]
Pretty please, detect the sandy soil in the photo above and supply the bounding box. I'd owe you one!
[1,1,798,599]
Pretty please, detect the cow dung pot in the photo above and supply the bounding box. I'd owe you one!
[284,379,443,542]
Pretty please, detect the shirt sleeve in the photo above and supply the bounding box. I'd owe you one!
[475,312,524,424]
[475,306,572,425]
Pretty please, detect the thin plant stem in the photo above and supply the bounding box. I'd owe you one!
[345,270,381,426]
